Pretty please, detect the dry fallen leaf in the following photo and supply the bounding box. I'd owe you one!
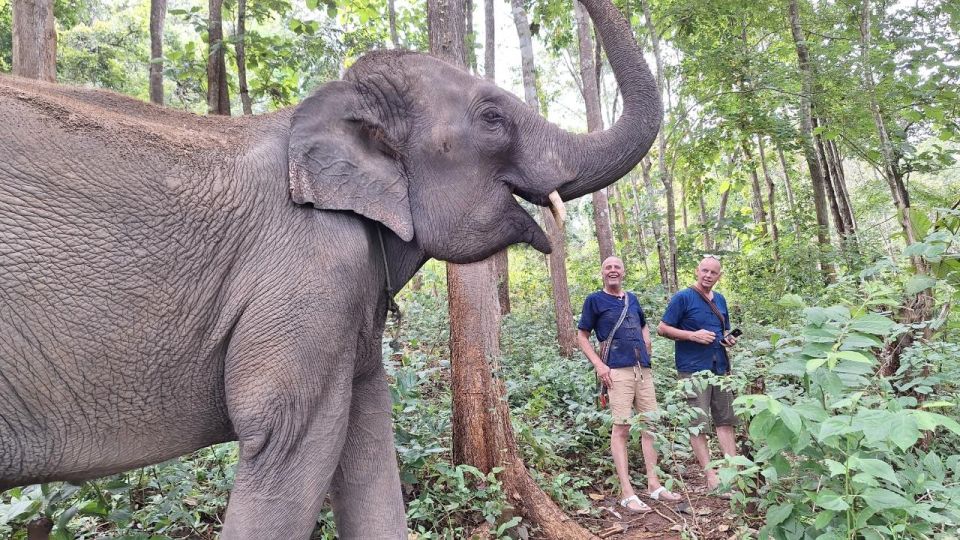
[696,507,713,515]
[589,492,606,501]
[670,524,684,532]
[718,524,730,532]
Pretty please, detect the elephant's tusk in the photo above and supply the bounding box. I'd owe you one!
[548,190,566,228]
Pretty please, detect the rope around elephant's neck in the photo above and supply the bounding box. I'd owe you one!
[377,225,402,326]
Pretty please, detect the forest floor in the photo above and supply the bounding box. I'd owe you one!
[574,465,750,540]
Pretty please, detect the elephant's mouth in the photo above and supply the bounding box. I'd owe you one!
[513,187,567,230]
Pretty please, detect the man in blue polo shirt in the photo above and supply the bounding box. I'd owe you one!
[657,255,739,494]
[578,256,680,514]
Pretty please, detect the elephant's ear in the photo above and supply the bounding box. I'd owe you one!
[288,81,414,242]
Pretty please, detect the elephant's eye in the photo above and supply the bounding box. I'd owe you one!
[480,109,504,125]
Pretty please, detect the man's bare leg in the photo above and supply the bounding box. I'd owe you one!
[690,433,719,490]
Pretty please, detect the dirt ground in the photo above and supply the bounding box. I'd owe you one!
[573,466,754,540]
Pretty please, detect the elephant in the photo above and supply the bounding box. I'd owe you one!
[0,0,659,536]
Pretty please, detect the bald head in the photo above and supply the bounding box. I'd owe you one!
[601,256,625,293]
[695,256,722,291]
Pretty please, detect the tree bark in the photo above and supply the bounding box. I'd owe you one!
[149,0,166,105]
[742,142,769,235]
[575,0,615,262]
[236,0,252,115]
[641,0,677,291]
[641,157,670,288]
[12,0,56,82]
[859,0,931,374]
[828,139,857,232]
[812,116,846,238]
[697,187,710,251]
[206,0,230,115]
[627,174,651,272]
[776,144,798,221]
[484,0,494,81]
[787,0,834,281]
[438,1,595,536]
[757,135,779,261]
[388,0,399,48]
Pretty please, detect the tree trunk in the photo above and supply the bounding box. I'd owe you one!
[609,183,628,242]
[514,0,576,357]
[574,0,615,262]
[465,0,476,73]
[641,0,677,291]
[439,1,595,536]
[757,135,780,261]
[206,0,230,115]
[859,0,931,374]
[812,116,846,238]
[485,0,509,315]
[680,180,689,233]
[828,139,857,232]
[787,0,834,282]
[388,0,399,47]
[627,174,651,272]
[149,0,166,105]
[641,157,670,287]
[697,187,710,251]
[236,0,252,115]
[12,0,56,82]
[742,142,769,235]
[776,144,798,223]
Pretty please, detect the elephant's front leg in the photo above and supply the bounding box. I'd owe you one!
[330,366,406,538]
[220,335,355,539]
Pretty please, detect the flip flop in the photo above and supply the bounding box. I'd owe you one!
[619,494,652,514]
[648,486,682,502]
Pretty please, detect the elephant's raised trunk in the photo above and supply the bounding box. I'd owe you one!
[548,0,661,202]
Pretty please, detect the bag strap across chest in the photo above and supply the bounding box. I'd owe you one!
[600,293,630,366]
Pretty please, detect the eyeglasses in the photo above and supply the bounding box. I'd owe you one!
[703,254,721,261]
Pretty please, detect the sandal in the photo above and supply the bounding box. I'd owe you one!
[619,494,652,514]
[648,486,682,502]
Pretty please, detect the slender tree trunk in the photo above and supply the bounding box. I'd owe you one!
[440,2,594,536]
[641,157,670,287]
[859,0,932,374]
[627,175,651,272]
[680,180,689,233]
[812,116,846,238]
[574,0,615,261]
[610,183,628,242]
[828,139,857,232]
[485,0,509,315]
[149,0,166,105]
[235,0,252,115]
[788,0,834,282]
[465,0,476,73]
[206,0,230,115]
[12,0,56,82]
[513,0,575,356]
[641,0,677,291]
[388,0,399,47]
[776,144,798,220]
[697,187,710,251]
[757,135,780,261]
[742,142,769,235]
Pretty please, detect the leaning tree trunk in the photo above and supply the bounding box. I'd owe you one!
[435,0,596,536]
[627,174,651,272]
[575,0,615,262]
[788,0,834,282]
[641,0,677,291]
[12,0,56,82]
[859,0,932,374]
[742,141,769,236]
[514,0,577,358]
[206,0,230,115]
[149,0,166,105]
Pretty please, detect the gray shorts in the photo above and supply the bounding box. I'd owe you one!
[678,372,737,430]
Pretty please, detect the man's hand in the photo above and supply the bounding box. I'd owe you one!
[687,329,716,345]
[721,333,738,347]
[595,363,613,388]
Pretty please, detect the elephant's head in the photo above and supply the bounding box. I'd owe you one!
[288,0,660,263]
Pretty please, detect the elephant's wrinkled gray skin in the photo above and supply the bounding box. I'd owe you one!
[0,0,659,537]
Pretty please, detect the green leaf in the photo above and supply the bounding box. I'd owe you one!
[779,405,803,434]
[912,410,960,436]
[813,510,836,530]
[816,489,850,511]
[888,415,921,451]
[860,488,910,511]
[806,357,827,372]
[778,294,805,308]
[909,208,932,239]
[852,458,900,487]
[905,275,937,295]
[833,351,875,364]
[824,459,847,477]
[766,503,794,527]
[849,314,895,335]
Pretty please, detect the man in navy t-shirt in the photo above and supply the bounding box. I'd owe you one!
[578,256,680,514]
[657,255,739,495]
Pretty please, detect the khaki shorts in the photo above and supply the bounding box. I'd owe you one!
[679,372,737,430]
[609,366,658,425]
